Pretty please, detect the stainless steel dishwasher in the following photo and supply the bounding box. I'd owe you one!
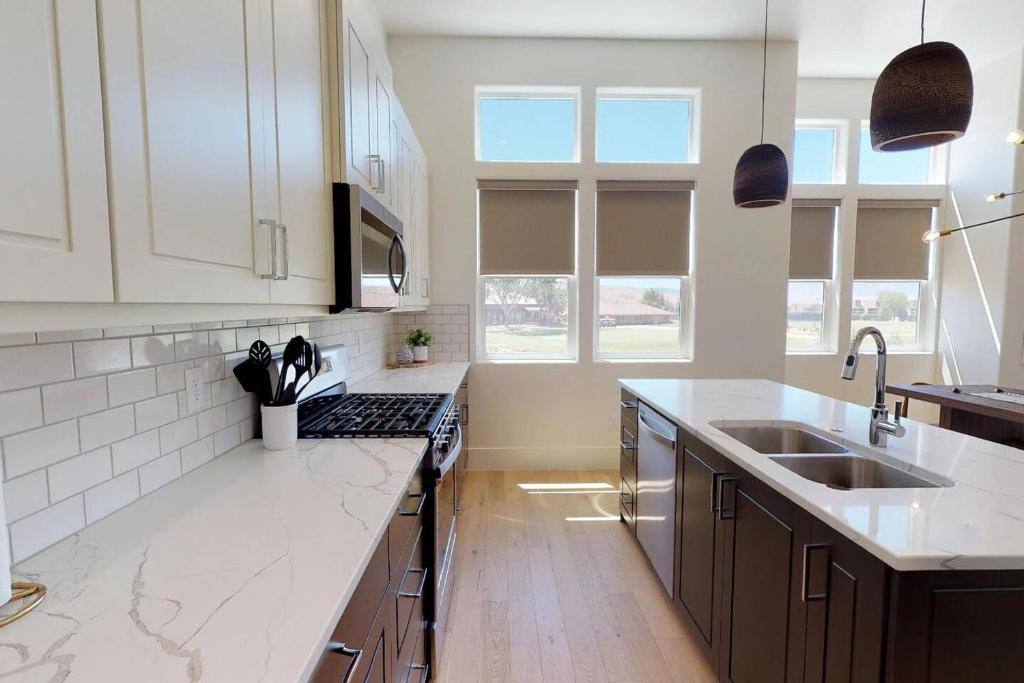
[636,402,678,595]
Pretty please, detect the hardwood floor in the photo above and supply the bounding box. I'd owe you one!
[436,470,717,683]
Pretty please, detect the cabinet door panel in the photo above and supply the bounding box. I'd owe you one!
[102,0,271,302]
[347,24,373,185]
[678,448,720,644]
[269,0,332,304]
[0,0,113,301]
[374,77,392,205]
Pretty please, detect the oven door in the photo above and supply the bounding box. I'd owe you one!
[430,419,463,673]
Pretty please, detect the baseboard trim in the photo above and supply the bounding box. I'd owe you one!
[466,446,618,471]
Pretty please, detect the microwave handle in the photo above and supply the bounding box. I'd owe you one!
[387,234,409,295]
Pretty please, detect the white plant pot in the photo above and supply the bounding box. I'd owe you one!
[413,345,429,363]
[261,403,298,450]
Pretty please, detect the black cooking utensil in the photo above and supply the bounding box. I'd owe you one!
[275,336,306,404]
[282,340,312,405]
[294,342,322,402]
[248,340,275,405]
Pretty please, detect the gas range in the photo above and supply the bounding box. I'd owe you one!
[297,391,454,440]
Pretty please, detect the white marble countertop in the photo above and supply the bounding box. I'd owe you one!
[0,437,427,682]
[349,361,470,395]
[620,378,1024,571]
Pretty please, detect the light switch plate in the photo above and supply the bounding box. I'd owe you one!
[184,367,205,414]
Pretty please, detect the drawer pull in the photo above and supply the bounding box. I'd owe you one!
[399,491,426,517]
[801,543,831,602]
[398,567,429,600]
[411,663,429,683]
[325,641,362,682]
[620,400,638,410]
[619,440,635,451]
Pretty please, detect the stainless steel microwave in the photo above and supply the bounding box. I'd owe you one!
[330,183,407,312]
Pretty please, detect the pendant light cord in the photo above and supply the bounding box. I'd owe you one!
[920,0,926,44]
[760,0,768,144]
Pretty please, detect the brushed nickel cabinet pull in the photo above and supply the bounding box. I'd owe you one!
[398,567,428,599]
[325,641,363,682]
[399,491,426,517]
[801,543,831,602]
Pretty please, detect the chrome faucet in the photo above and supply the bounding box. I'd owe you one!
[840,326,906,446]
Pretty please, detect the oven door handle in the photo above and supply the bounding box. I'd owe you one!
[434,420,464,479]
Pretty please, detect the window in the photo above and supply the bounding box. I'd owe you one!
[793,125,840,183]
[852,201,937,351]
[478,180,578,359]
[851,281,922,351]
[787,202,838,352]
[476,88,579,162]
[483,277,572,356]
[594,180,692,358]
[858,127,934,184]
[596,90,697,163]
[787,281,827,350]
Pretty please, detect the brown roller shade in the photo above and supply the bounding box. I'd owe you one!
[478,180,577,275]
[789,205,836,279]
[596,180,692,277]
[854,202,937,280]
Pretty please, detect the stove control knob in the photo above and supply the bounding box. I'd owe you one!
[439,438,451,454]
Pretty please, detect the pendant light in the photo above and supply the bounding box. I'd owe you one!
[869,0,973,151]
[922,211,1024,243]
[733,0,788,208]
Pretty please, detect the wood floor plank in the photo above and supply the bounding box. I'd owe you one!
[656,636,718,683]
[504,472,541,646]
[510,642,545,683]
[482,601,512,682]
[527,542,577,683]
[610,592,676,682]
[483,498,509,602]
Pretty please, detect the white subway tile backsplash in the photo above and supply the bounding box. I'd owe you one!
[112,430,161,475]
[0,309,403,561]
[107,368,157,407]
[48,446,113,502]
[0,388,43,438]
[10,495,85,562]
[42,377,108,423]
[0,344,74,391]
[74,339,132,377]
[80,406,136,451]
[131,335,175,368]
[84,471,139,524]
[181,436,214,473]
[160,416,198,455]
[139,452,181,495]
[4,420,79,479]
[134,394,179,432]
[3,471,49,522]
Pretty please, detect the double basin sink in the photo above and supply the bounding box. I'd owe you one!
[714,425,953,490]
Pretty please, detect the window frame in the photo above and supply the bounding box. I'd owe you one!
[786,278,833,354]
[595,87,702,164]
[477,274,579,362]
[849,279,926,352]
[474,86,582,163]
[593,275,689,360]
[856,121,948,186]
[793,119,847,185]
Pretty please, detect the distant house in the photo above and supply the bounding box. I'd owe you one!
[485,296,548,326]
[851,295,919,321]
[598,301,676,326]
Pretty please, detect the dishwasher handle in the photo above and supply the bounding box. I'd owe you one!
[638,412,676,450]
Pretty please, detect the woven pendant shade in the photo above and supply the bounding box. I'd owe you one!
[733,143,789,208]
[870,41,973,152]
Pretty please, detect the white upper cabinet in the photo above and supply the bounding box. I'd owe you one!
[102,0,272,303]
[374,76,393,207]
[0,1,113,302]
[267,0,333,305]
[345,23,374,188]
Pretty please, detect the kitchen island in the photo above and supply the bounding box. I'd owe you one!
[619,378,1024,683]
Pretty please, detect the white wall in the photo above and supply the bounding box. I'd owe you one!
[389,36,798,468]
[783,78,942,422]
[938,49,1024,388]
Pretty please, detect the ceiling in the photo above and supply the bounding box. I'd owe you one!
[374,0,1024,77]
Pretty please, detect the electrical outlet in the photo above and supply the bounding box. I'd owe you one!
[184,367,205,414]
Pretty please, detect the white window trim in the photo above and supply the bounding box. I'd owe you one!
[593,276,689,360]
[786,279,834,355]
[474,86,582,163]
[594,87,702,164]
[856,120,948,186]
[794,119,848,185]
[476,275,579,362]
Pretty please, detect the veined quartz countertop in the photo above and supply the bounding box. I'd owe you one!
[349,361,470,395]
[0,362,470,681]
[620,378,1024,572]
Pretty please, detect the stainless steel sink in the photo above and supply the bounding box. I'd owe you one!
[716,426,848,455]
[768,454,945,489]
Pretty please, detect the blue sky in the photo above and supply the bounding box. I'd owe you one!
[793,126,933,184]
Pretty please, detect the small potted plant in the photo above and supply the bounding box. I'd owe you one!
[404,328,433,363]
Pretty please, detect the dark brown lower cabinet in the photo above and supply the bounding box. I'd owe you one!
[620,389,638,533]
[718,471,810,683]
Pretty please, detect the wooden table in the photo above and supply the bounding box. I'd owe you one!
[887,383,1024,448]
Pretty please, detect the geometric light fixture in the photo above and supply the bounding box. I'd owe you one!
[986,189,1024,202]
[733,0,789,208]
[869,0,973,152]
[922,211,1024,243]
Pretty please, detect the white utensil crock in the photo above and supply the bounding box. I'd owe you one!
[261,403,298,450]
[413,345,429,362]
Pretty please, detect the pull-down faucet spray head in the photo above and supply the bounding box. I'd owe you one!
[841,353,859,380]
